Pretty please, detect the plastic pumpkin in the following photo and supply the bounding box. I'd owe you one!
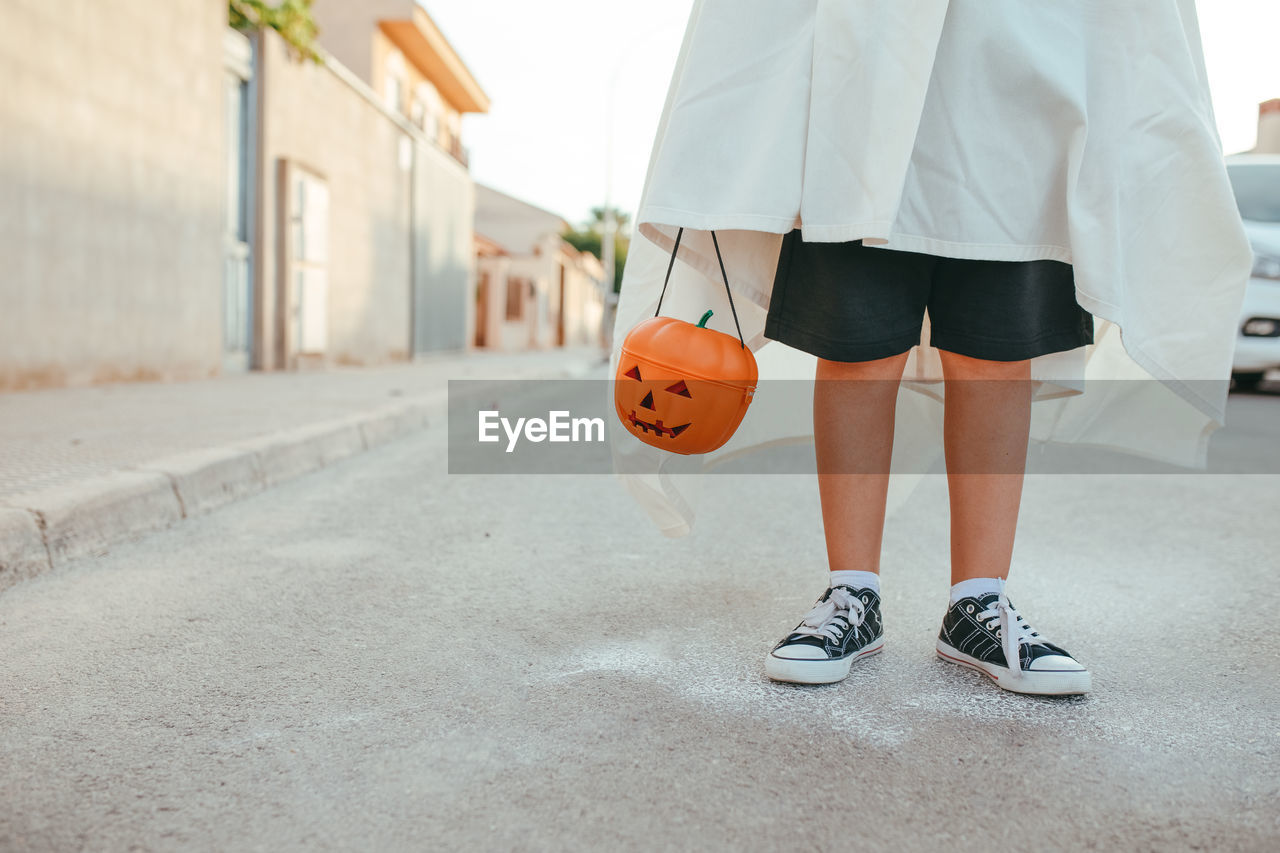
[614,309,758,455]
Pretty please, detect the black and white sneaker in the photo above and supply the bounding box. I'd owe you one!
[765,585,884,684]
[936,584,1090,695]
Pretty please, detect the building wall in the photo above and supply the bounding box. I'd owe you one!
[0,0,227,389]
[507,255,555,350]
[1256,100,1280,153]
[255,29,414,368]
[411,137,475,353]
[557,249,605,348]
[475,255,536,351]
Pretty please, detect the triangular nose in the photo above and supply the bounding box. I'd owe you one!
[640,391,655,410]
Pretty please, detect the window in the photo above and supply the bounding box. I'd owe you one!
[385,75,404,114]
[384,51,407,114]
[414,82,443,140]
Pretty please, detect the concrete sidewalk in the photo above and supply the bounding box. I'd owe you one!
[0,347,606,592]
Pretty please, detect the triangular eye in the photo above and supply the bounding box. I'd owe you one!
[665,380,692,398]
[624,365,642,381]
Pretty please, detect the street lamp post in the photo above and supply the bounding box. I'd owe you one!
[597,17,683,352]
[598,60,623,351]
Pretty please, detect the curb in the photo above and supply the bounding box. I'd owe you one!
[0,357,602,593]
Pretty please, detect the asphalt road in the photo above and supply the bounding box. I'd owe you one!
[2,385,1278,851]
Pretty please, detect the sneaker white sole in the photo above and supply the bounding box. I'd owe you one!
[936,640,1091,696]
[765,638,885,685]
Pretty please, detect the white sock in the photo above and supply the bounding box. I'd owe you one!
[829,570,880,593]
[950,576,1004,604]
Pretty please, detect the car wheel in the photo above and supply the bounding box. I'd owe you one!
[1232,372,1266,391]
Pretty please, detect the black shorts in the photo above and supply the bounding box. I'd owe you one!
[763,230,1094,363]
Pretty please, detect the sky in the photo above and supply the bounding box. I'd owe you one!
[423,1,1280,232]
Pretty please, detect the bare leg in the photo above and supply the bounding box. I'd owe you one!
[813,352,911,575]
[937,350,1033,584]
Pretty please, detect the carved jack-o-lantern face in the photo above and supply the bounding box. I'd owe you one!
[620,364,696,439]
[614,313,758,455]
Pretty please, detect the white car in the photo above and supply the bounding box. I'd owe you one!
[1226,154,1280,390]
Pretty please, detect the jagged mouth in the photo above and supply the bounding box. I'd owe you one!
[627,411,691,439]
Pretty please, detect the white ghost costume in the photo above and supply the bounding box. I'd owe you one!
[608,0,1253,537]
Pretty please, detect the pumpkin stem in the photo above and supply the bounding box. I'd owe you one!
[697,309,714,328]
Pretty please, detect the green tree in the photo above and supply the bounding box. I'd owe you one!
[586,206,631,231]
[230,0,322,63]
[563,209,630,293]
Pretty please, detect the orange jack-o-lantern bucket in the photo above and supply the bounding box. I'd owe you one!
[614,228,758,455]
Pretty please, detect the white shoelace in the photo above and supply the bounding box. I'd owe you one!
[973,579,1043,677]
[792,587,867,643]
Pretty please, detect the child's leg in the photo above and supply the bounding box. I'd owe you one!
[813,351,911,575]
[932,350,1089,694]
[936,349,1032,583]
[764,352,904,683]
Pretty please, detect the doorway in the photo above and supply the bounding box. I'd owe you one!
[222,29,255,372]
[278,161,330,369]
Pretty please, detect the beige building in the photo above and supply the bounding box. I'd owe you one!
[1252,99,1280,153]
[311,0,485,165]
[0,0,490,390]
[255,2,489,369]
[307,0,490,360]
[474,184,606,351]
